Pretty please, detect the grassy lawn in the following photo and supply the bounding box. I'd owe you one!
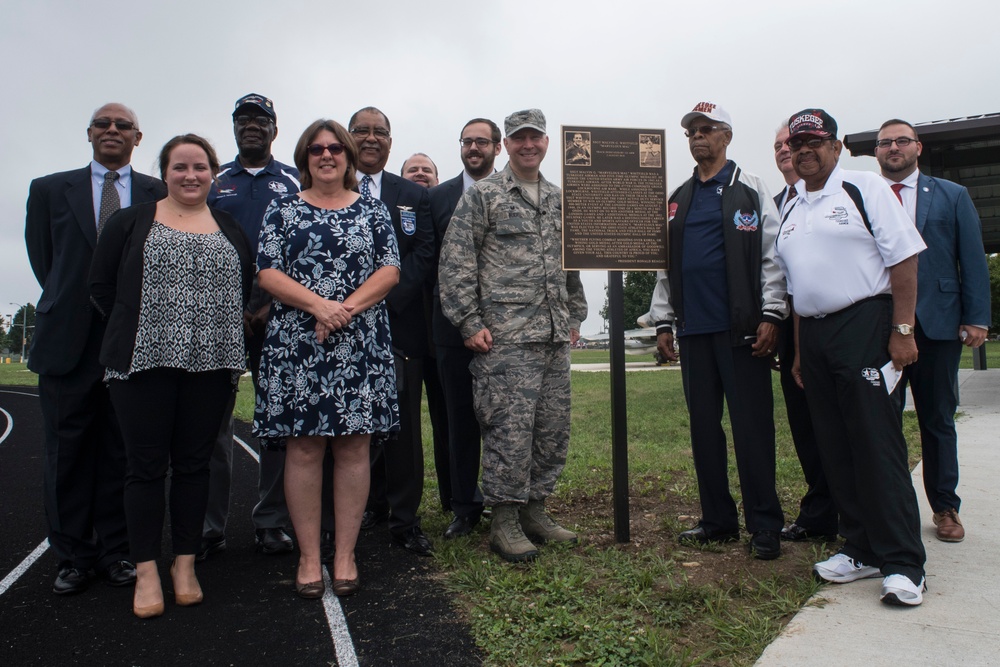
[2,343,991,664]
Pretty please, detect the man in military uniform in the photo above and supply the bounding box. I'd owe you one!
[439,108,588,563]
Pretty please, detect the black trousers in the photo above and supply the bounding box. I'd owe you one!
[110,368,234,562]
[436,344,484,521]
[678,332,784,535]
[38,316,128,571]
[800,298,925,584]
[777,317,838,534]
[367,355,424,534]
[899,320,964,513]
[423,354,452,512]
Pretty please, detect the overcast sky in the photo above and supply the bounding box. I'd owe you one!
[3,0,996,335]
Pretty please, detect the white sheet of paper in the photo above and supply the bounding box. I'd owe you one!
[881,360,902,395]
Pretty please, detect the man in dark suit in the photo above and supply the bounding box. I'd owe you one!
[876,118,991,543]
[400,151,451,516]
[349,106,435,556]
[428,118,502,539]
[772,121,838,543]
[25,102,166,595]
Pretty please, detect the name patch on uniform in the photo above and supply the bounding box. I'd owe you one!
[733,210,759,231]
[399,207,416,235]
[269,181,289,194]
[826,206,849,225]
[861,367,881,387]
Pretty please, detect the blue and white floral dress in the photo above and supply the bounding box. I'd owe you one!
[253,195,400,439]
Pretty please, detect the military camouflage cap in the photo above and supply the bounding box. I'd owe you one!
[504,109,546,136]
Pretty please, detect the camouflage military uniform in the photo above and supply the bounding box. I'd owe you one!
[439,164,587,505]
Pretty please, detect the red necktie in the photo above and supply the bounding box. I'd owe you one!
[891,183,905,205]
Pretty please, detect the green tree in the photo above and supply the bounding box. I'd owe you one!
[9,303,35,356]
[600,272,658,330]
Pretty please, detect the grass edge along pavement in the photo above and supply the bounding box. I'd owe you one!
[0,360,924,666]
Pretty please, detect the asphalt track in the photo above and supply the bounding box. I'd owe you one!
[0,387,482,666]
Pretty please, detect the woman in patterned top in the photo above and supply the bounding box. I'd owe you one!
[90,135,253,619]
[255,119,400,599]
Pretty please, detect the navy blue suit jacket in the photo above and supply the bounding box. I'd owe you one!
[913,172,991,340]
[428,174,468,348]
[25,165,166,375]
[378,171,435,357]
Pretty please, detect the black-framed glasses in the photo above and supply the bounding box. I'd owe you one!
[874,137,917,149]
[307,143,346,156]
[350,126,391,140]
[788,137,832,151]
[234,115,273,128]
[460,138,494,148]
[684,124,724,138]
[91,119,136,131]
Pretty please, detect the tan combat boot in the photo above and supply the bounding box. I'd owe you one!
[489,504,539,563]
[520,500,578,544]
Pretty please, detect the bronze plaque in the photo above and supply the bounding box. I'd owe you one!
[561,126,667,271]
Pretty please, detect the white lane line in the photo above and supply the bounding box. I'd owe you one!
[233,434,260,463]
[0,389,40,398]
[0,540,49,597]
[322,566,359,667]
[0,407,12,445]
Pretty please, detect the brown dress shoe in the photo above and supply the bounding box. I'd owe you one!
[933,508,965,542]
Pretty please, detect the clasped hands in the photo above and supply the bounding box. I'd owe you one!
[313,299,354,341]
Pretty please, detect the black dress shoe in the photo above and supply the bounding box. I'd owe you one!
[256,528,295,554]
[678,526,739,545]
[320,530,336,565]
[443,515,480,540]
[101,560,136,587]
[392,526,433,556]
[780,523,838,542]
[53,567,90,595]
[361,509,389,531]
[750,530,781,560]
[196,535,227,563]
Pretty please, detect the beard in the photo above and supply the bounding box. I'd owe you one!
[464,152,494,179]
[879,153,917,175]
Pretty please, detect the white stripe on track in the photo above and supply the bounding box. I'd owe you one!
[0,540,49,597]
[0,407,13,445]
[233,434,260,463]
[322,566,359,667]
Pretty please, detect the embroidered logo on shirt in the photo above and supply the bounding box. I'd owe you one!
[268,181,288,194]
[733,210,759,231]
[399,207,416,235]
[716,185,724,196]
[216,186,237,197]
[781,223,796,239]
[861,368,881,386]
[826,206,849,225]
[668,202,678,221]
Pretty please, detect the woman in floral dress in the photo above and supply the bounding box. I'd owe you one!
[255,119,399,598]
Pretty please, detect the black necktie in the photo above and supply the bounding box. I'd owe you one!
[98,171,121,235]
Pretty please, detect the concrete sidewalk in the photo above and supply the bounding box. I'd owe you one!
[757,369,1000,666]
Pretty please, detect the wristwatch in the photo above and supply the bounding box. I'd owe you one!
[892,324,914,335]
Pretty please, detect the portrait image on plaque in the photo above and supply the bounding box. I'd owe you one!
[564,131,592,166]
[639,133,661,168]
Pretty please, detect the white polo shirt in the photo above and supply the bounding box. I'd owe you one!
[774,165,926,318]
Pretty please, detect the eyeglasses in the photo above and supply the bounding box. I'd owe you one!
[91,119,136,131]
[460,138,494,148]
[350,126,391,140]
[307,143,346,156]
[684,125,724,138]
[875,137,917,149]
[235,115,273,128]
[788,137,832,151]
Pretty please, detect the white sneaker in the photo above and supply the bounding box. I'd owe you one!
[813,553,881,583]
[880,574,926,606]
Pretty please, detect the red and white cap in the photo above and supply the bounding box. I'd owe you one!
[681,102,732,129]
